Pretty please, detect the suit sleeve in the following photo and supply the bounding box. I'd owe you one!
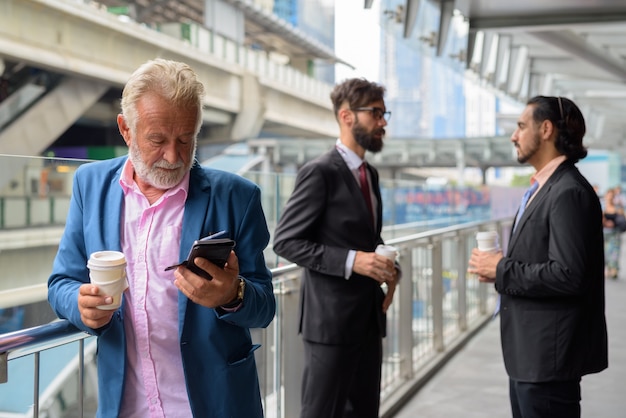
[217,184,276,329]
[496,183,602,298]
[273,162,349,278]
[47,167,101,334]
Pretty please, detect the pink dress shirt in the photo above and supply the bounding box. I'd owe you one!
[118,160,193,418]
[526,155,567,206]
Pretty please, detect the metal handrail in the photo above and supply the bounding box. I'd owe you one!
[0,218,512,418]
[0,320,86,359]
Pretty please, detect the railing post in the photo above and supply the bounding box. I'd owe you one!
[478,280,488,315]
[78,339,84,418]
[456,234,468,331]
[26,197,31,226]
[271,280,283,418]
[0,352,7,383]
[33,352,40,418]
[431,239,444,352]
[49,196,55,224]
[397,246,413,380]
[281,276,303,418]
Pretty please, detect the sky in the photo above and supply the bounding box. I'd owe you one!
[334,1,381,82]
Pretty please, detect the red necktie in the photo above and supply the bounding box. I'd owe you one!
[359,163,374,223]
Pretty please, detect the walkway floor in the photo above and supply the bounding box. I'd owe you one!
[393,258,626,417]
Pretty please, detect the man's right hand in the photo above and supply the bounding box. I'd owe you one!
[78,284,116,329]
[353,251,396,284]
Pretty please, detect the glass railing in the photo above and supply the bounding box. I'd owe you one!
[0,154,515,415]
[0,154,495,271]
[0,155,88,229]
[0,156,495,232]
[0,219,510,418]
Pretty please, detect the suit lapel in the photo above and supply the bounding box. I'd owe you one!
[104,162,125,251]
[180,163,212,255]
[508,185,547,250]
[507,161,570,252]
[330,149,377,232]
[178,163,211,323]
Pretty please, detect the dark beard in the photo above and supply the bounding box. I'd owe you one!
[353,122,384,153]
[517,134,540,164]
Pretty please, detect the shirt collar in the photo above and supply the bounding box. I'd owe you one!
[335,138,365,170]
[532,155,567,189]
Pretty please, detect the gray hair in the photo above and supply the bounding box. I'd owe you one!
[120,58,205,135]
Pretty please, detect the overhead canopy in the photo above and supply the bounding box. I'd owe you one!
[401,0,626,157]
[96,0,353,68]
[224,0,354,68]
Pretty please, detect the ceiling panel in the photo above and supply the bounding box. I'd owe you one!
[96,0,349,65]
[407,0,626,157]
[92,1,626,157]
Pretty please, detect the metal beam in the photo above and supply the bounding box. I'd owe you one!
[403,0,420,38]
[531,30,626,82]
[469,12,626,31]
[435,0,454,56]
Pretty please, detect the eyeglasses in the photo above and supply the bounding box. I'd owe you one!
[351,107,391,122]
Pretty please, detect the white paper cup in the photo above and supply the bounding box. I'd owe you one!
[87,251,128,310]
[376,244,398,261]
[476,231,500,252]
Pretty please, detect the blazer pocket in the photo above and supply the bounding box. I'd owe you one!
[228,343,261,367]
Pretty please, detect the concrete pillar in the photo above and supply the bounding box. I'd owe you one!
[230,73,266,141]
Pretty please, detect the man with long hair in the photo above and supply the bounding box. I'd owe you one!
[469,96,608,417]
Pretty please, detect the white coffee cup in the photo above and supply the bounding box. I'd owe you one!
[87,251,128,310]
[376,244,398,261]
[476,231,500,252]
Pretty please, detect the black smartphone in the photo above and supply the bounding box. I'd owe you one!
[165,238,235,280]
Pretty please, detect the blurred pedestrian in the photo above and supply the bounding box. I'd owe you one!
[603,187,624,279]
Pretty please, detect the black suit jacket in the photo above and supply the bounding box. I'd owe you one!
[496,159,608,382]
[273,148,386,345]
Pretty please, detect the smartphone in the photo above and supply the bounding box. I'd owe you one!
[165,237,235,280]
[186,238,235,279]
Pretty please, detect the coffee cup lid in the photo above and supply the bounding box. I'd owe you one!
[476,231,498,239]
[87,251,126,269]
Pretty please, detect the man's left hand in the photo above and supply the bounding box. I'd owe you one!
[174,251,240,308]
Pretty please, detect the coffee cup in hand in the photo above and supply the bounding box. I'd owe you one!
[87,251,128,310]
[476,231,500,252]
[375,244,398,261]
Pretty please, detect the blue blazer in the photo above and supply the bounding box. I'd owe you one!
[48,156,275,417]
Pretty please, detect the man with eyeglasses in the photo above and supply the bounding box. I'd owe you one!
[273,78,399,418]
